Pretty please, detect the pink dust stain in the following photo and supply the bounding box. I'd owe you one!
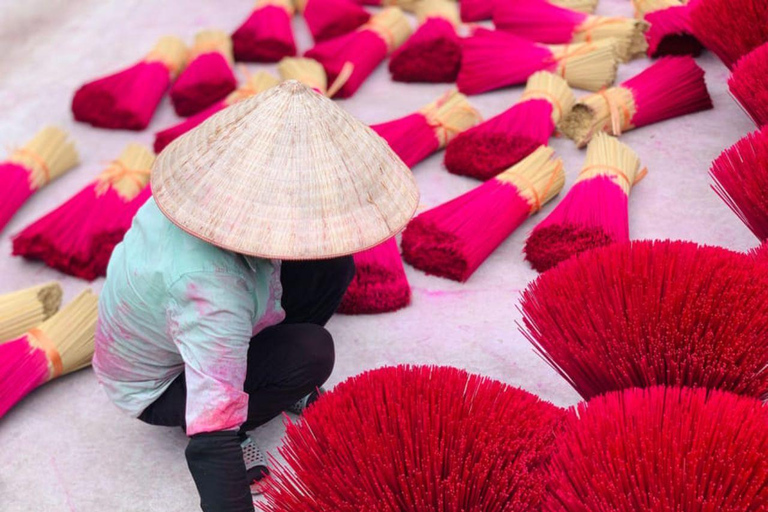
[188,390,248,435]
[186,282,213,317]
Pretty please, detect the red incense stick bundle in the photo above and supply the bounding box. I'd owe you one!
[729,42,768,127]
[689,0,768,69]
[371,90,482,168]
[154,71,279,153]
[0,290,98,419]
[710,129,768,242]
[72,36,187,130]
[232,0,297,62]
[457,28,620,95]
[389,0,462,83]
[752,241,768,261]
[0,127,79,233]
[493,0,648,62]
[304,7,413,98]
[543,387,768,511]
[169,30,237,117]
[298,0,370,42]
[446,71,575,180]
[524,133,644,272]
[260,365,565,511]
[402,147,564,282]
[643,4,703,57]
[520,240,768,400]
[562,56,712,147]
[13,144,155,281]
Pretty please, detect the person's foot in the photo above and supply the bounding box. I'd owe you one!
[287,387,325,415]
[240,435,269,494]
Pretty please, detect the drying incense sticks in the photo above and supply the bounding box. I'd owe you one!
[72,36,187,130]
[403,146,564,282]
[278,58,328,94]
[298,0,370,42]
[562,56,712,148]
[549,0,597,13]
[0,283,62,343]
[232,0,297,62]
[729,42,768,127]
[643,4,703,57]
[631,0,681,18]
[13,144,155,281]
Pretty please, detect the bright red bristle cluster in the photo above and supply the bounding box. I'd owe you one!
[232,4,297,62]
[710,128,768,241]
[389,18,461,83]
[543,386,768,511]
[644,5,703,58]
[303,0,370,42]
[259,365,565,511]
[520,240,768,401]
[0,337,50,418]
[729,42,768,127]
[169,53,236,117]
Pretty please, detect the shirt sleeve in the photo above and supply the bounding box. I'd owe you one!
[168,272,256,436]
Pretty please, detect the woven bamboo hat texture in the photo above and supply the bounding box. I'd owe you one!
[152,80,419,259]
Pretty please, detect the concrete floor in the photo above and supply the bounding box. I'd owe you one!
[0,1,759,510]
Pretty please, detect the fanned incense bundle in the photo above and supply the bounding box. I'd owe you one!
[689,0,768,69]
[232,0,297,62]
[457,28,620,95]
[543,387,768,511]
[277,58,328,94]
[0,283,62,343]
[260,365,565,511]
[72,36,186,130]
[524,133,643,272]
[402,147,565,282]
[371,90,482,168]
[643,5,703,58]
[729,42,768,127]
[154,71,279,153]
[298,0,370,42]
[304,7,413,98]
[562,56,712,148]
[0,127,79,233]
[446,71,575,180]
[388,0,462,83]
[520,240,768,400]
[710,129,768,241]
[0,289,98,419]
[337,238,411,314]
[13,144,155,281]
[493,0,648,62]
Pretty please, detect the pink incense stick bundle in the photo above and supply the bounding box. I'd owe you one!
[457,28,620,95]
[337,238,411,314]
[232,0,297,62]
[520,240,768,400]
[493,0,648,62]
[304,7,413,98]
[729,42,768,127]
[154,71,279,153]
[0,127,79,233]
[562,56,712,148]
[13,144,155,281]
[524,133,644,272]
[445,71,575,180]
[461,0,596,22]
[710,128,768,242]
[72,36,187,130]
[389,0,462,83]
[260,365,566,511]
[169,30,237,117]
[643,4,703,57]
[543,387,768,511]
[689,0,768,69]
[402,147,564,282]
[298,0,370,42]
[371,89,482,168]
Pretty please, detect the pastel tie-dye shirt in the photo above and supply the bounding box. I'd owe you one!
[93,198,285,436]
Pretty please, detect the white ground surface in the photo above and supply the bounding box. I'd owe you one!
[0,1,758,510]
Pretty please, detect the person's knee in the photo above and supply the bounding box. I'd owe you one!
[299,325,335,386]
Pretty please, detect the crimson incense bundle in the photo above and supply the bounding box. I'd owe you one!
[260,365,565,511]
[403,147,564,282]
[562,56,712,147]
[298,0,370,42]
[729,42,768,127]
[154,71,279,153]
[13,144,155,281]
[0,127,79,233]
[304,7,413,98]
[643,4,703,57]
[543,387,768,511]
[389,0,462,83]
[520,240,768,400]
[710,129,768,242]
[457,28,620,95]
[446,71,575,180]
[72,36,187,130]
[232,0,297,62]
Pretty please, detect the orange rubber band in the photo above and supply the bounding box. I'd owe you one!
[579,164,646,187]
[12,147,51,185]
[27,328,62,380]
[95,161,151,196]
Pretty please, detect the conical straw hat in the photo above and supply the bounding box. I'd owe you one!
[152,80,419,260]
